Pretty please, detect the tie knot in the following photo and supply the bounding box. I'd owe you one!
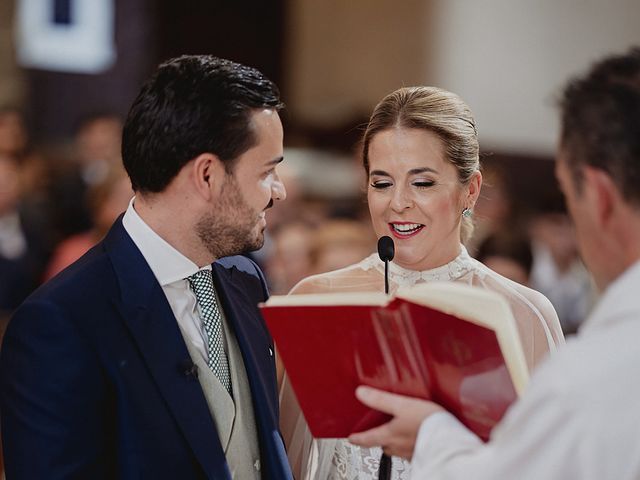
[187,269,215,305]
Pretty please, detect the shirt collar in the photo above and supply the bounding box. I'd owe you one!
[122,197,210,286]
[580,260,640,334]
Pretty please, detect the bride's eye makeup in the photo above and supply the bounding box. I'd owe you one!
[370,179,393,189]
[412,180,435,189]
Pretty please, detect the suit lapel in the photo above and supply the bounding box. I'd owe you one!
[104,220,231,479]
[212,263,293,480]
[211,263,277,422]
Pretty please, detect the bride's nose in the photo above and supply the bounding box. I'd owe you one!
[390,185,413,212]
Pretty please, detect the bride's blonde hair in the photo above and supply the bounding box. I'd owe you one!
[362,86,480,243]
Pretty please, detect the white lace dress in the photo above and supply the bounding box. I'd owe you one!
[279,246,564,480]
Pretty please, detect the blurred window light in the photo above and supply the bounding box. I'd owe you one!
[15,0,116,74]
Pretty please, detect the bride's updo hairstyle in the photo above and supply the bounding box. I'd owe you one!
[362,86,480,242]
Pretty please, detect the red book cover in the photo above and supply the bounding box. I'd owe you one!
[261,283,528,441]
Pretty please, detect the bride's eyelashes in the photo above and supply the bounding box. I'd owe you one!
[369,180,436,190]
[412,180,435,189]
[370,180,393,189]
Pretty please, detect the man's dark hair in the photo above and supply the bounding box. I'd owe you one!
[560,47,640,205]
[122,55,283,193]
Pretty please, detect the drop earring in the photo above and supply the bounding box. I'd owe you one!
[462,207,472,218]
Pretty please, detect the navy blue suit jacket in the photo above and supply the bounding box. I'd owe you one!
[0,219,293,479]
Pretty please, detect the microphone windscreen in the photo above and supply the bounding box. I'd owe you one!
[377,236,395,262]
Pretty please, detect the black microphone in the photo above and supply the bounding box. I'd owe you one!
[178,359,199,380]
[377,236,394,295]
[378,454,392,480]
[376,236,394,479]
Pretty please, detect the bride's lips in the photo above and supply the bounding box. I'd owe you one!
[388,222,425,239]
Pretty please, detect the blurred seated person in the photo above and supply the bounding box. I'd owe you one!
[0,106,28,159]
[250,163,306,271]
[0,155,51,317]
[529,207,595,334]
[49,113,123,238]
[0,106,50,216]
[476,231,533,286]
[308,218,376,274]
[464,163,514,255]
[278,86,564,480]
[44,167,132,281]
[264,221,314,295]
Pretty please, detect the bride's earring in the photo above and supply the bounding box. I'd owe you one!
[461,207,472,218]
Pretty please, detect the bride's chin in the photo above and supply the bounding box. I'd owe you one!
[394,246,437,271]
[392,252,419,269]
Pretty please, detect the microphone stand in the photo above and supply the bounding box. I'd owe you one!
[376,236,394,480]
[378,256,392,479]
[384,258,390,296]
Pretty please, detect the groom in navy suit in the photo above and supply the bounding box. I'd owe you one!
[0,56,292,479]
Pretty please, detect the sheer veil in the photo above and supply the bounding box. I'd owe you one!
[279,246,564,479]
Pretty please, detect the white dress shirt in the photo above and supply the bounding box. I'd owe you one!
[122,198,217,363]
[411,260,640,480]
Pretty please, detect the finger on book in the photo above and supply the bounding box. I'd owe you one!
[348,422,391,448]
[355,385,402,414]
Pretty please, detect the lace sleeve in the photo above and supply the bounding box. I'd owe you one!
[278,251,563,479]
[322,442,412,480]
[464,258,565,369]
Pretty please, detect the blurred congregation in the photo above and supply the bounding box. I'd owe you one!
[4,0,635,340]
[0,0,639,478]
[0,104,597,335]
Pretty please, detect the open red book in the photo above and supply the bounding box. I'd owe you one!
[261,282,529,441]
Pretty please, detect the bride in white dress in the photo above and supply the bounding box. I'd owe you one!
[278,86,564,479]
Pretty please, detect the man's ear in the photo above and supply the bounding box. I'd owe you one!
[191,153,225,200]
[583,166,617,228]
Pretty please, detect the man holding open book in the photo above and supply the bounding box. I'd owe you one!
[349,48,640,479]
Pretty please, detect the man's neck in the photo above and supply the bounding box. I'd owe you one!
[133,194,216,268]
[597,212,640,291]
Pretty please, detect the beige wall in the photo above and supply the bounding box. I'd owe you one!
[430,0,640,155]
[0,0,24,107]
[285,0,434,126]
[286,0,640,154]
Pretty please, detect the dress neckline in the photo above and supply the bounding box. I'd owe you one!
[361,245,476,287]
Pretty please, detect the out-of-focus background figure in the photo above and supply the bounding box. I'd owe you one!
[0,107,27,159]
[475,231,533,287]
[0,154,32,319]
[48,113,124,239]
[0,151,52,326]
[0,0,639,476]
[528,207,596,335]
[0,1,636,333]
[43,165,132,281]
[308,219,376,275]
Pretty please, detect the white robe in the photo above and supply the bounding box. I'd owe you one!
[411,260,640,480]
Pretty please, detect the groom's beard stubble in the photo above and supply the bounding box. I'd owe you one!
[196,181,269,259]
